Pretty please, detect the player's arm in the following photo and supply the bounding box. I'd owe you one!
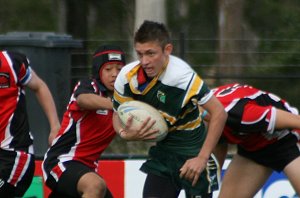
[26,70,60,145]
[180,95,227,186]
[275,108,300,130]
[198,95,227,158]
[199,106,211,122]
[199,104,228,167]
[76,93,113,110]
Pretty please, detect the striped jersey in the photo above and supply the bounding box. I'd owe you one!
[0,51,34,153]
[213,83,299,151]
[43,79,116,182]
[113,55,213,156]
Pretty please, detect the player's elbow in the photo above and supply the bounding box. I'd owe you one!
[215,106,228,124]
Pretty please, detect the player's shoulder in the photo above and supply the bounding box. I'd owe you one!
[162,55,200,89]
[169,55,194,71]
[120,60,140,74]
[115,60,140,85]
[74,78,99,91]
[5,51,29,66]
[168,56,198,79]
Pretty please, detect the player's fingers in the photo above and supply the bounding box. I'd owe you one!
[180,166,198,183]
[179,166,187,178]
[143,135,157,141]
[136,117,150,134]
[186,169,195,180]
[139,117,156,135]
[192,173,200,186]
[125,115,134,129]
[142,129,160,140]
[145,118,156,129]
[143,119,157,134]
[140,117,155,131]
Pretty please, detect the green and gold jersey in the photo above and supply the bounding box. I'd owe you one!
[113,55,213,156]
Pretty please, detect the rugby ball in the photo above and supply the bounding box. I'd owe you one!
[117,100,168,142]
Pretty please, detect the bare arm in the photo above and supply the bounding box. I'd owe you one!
[275,108,300,129]
[76,93,113,110]
[180,95,227,186]
[26,70,60,145]
[200,105,228,168]
[198,95,228,161]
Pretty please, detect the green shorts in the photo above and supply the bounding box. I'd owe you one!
[140,146,220,195]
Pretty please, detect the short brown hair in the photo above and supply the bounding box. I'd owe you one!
[134,20,171,49]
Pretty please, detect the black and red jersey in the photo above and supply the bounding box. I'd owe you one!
[213,83,299,151]
[43,79,116,182]
[0,51,34,153]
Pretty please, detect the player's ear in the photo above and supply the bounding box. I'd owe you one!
[164,43,173,55]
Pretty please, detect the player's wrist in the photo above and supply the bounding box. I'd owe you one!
[197,153,210,162]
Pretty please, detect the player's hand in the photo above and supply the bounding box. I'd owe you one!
[179,156,208,186]
[119,116,159,141]
[48,124,60,146]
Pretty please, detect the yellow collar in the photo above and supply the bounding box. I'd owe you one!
[126,58,169,95]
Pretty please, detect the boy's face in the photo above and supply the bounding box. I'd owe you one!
[99,63,123,91]
[135,41,172,78]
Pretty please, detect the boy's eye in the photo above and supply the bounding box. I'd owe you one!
[103,65,112,69]
[137,51,156,58]
[146,51,155,56]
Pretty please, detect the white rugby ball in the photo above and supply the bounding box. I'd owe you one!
[117,100,168,142]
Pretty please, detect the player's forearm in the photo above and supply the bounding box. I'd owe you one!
[35,82,60,130]
[77,94,112,110]
[197,109,227,160]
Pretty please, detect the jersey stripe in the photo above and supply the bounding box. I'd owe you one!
[183,73,202,107]
[7,151,31,186]
[20,66,32,85]
[2,51,18,84]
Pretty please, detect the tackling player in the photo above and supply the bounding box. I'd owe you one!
[42,45,126,198]
[203,83,300,197]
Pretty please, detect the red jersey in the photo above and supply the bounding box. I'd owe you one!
[43,79,116,182]
[0,51,34,153]
[213,83,299,151]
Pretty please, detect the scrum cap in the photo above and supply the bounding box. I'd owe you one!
[92,45,126,81]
